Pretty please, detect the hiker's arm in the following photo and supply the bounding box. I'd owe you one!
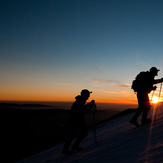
[153,78,163,84]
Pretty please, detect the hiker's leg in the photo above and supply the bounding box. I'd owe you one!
[130,92,144,126]
[142,109,149,122]
[63,136,73,151]
[132,92,144,121]
[62,127,76,153]
[131,107,142,122]
[72,127,87,150]
[141,93,150,122]
[133,92,149,122]
[141,101,150,124]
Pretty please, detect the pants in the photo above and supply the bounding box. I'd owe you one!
[131,92,150,122]
[63,124,87,150]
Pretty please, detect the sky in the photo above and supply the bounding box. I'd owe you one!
[1,0,163,103]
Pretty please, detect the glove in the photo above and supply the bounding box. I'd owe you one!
[90,100,96,108]
[153,86,157,90]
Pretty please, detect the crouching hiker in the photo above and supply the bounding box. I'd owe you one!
[62,89,96,154]
[130,67,163,127]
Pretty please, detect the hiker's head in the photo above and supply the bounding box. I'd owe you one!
[150,67,160,76]
[80,89,92,100]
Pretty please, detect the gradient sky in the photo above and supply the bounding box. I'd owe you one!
[1,0,163,103]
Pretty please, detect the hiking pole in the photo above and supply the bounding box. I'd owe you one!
[158,82,162,101]
[155,82,162,121]
[93,105,97,143]
[150,90,155,102]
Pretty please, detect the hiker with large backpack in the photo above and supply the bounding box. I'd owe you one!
[130,67,163,127]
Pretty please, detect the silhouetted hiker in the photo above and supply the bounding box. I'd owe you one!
[62,89,96,154]
[130,67,163,127]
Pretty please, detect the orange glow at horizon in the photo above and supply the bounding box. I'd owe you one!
[0,97,137,105]
[151,96,161,104]
[0,88,137,104]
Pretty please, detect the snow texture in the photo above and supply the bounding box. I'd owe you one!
[18,105,163,163]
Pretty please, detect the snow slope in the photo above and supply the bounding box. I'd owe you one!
[18,105,163,163]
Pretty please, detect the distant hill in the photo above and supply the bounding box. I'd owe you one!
[0,103,49,107]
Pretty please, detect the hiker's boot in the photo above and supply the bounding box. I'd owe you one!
[130,119,139,127]
[72,146,84,152]
[142,119,151,125]
[61,148,72,155]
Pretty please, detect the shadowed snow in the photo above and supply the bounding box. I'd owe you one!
[18,105,163,163]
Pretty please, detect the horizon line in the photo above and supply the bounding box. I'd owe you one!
[0,100,137,105]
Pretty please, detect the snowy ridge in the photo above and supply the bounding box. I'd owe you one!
[18,105,163,163]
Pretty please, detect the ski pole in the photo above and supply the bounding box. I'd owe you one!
[150,90,155,102]
[158,82,162,102]
[93,105,97,143]
[155,82,162,121]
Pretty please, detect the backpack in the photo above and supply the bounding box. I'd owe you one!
[131,71,151,92]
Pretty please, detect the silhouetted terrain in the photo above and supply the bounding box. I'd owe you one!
[0,103,135,162]
[18,104,163,163]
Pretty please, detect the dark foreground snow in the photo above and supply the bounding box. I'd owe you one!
[18,105,163,163]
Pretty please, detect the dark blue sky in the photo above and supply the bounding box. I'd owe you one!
[1,0,163,102]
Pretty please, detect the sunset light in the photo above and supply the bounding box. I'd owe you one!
[151,96,162,104]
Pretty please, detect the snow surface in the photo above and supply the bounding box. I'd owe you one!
[18,105,163,163]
